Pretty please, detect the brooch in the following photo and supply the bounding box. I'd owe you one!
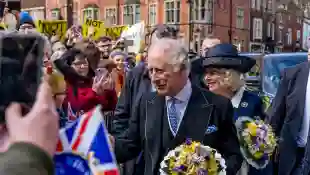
[240,102,248,108]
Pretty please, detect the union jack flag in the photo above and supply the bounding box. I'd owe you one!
[56,106,119,175]
[67,102,77,121]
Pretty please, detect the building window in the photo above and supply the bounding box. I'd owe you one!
[205,0,213,33]
[83,8,99,21]
[236,8,244,29]
[297,29,301,41]
[253,18,263,39]
[271,23,275,40]
[287,28,292,45]
[123,4,140,25]
[193,0,206,21]
[31,10,44,20]
[278,13,283,23]
[51,10,60,20]
[267,0,272,11]
[164,0,181,24]
[251,0,261,10]
[192,0,213,32]
[135,5,141,23]
[278,29,282,43]
[267,22,271,37]
[105,7,117,25]
[149,4,157,26]
[297,17,302,24]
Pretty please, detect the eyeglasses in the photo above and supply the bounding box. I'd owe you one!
[72,61,88,67]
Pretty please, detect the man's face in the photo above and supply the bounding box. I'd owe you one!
[201,38,221,56]
[52,42,67,53]
[97,41,111,57]
[147,48,184,96]
[19,24,35,33]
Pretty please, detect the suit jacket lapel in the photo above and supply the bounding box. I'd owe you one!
[145,93,164,173]
[171,85,214,149]
[298,63,310,118]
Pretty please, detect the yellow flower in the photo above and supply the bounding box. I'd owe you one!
[253,152,264,159]
[247,122,258,136]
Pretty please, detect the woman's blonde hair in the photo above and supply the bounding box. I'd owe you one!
[217,68,245,92]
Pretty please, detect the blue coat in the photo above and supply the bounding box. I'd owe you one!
[234,90,273,175]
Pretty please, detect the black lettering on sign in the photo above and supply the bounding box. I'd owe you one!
[104,26,127,40]
[38,20,67,38]
[85,19,92,26]
[85,19,103,28]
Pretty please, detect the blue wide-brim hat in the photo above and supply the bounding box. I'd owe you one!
[202,43,255,73]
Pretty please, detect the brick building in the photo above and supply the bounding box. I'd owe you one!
[275,2,303,52]
[21,0,45,20]
[44,0,251,51]
[249,0,303,52]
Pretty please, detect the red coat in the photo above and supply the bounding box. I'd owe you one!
[64,80,117,113]
[54,49,117,114]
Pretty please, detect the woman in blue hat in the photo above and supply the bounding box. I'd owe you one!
[201,43,273,175]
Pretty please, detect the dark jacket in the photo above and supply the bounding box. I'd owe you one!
[114,85,243,175]
[233,90,265,121]
[0,143,54,175]
[112,64,151,136]
[269,62,310,175]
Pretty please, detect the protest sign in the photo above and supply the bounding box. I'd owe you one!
[103,25,128,40]
[82,18,104,39]
[36,20,67,39]
[121,21,145,53]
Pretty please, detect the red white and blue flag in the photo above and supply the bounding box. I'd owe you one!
[67,102,77,121]
[55,106,119,175]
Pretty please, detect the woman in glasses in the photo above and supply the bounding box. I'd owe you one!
[53,40,117,123]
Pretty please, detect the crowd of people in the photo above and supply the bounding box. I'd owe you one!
[1,11,310,175]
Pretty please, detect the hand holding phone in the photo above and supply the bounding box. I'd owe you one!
[92,68,114,94]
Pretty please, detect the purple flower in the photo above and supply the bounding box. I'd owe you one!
[172,165,187,172]
[185,138,192,145]
[197,168,208,175]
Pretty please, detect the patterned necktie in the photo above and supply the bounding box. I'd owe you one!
[168,97,179,135]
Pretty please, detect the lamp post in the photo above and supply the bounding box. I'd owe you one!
[187,0,193,50]
[228,0,233,43]
[66,0,73,28]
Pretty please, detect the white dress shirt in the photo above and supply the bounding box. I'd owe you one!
[297,69,310,147]
[231,86,246,108]
[166,79,192,136]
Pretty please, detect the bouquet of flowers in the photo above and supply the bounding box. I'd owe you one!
[235,116,277,169]
[160,139,226,175]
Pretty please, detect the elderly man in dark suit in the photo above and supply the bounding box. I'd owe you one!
[111,38,242,175]
[111,25,178,175]
[269,60,310,175]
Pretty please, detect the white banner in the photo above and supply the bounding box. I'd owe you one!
[121,21,145,53]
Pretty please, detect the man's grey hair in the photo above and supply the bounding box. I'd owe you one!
[149,38,190,75]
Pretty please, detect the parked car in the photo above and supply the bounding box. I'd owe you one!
[261,52,307,111]
[240,52,307,111]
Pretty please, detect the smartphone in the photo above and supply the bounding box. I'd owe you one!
[0,32,44,123]
[0,0,5,18]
